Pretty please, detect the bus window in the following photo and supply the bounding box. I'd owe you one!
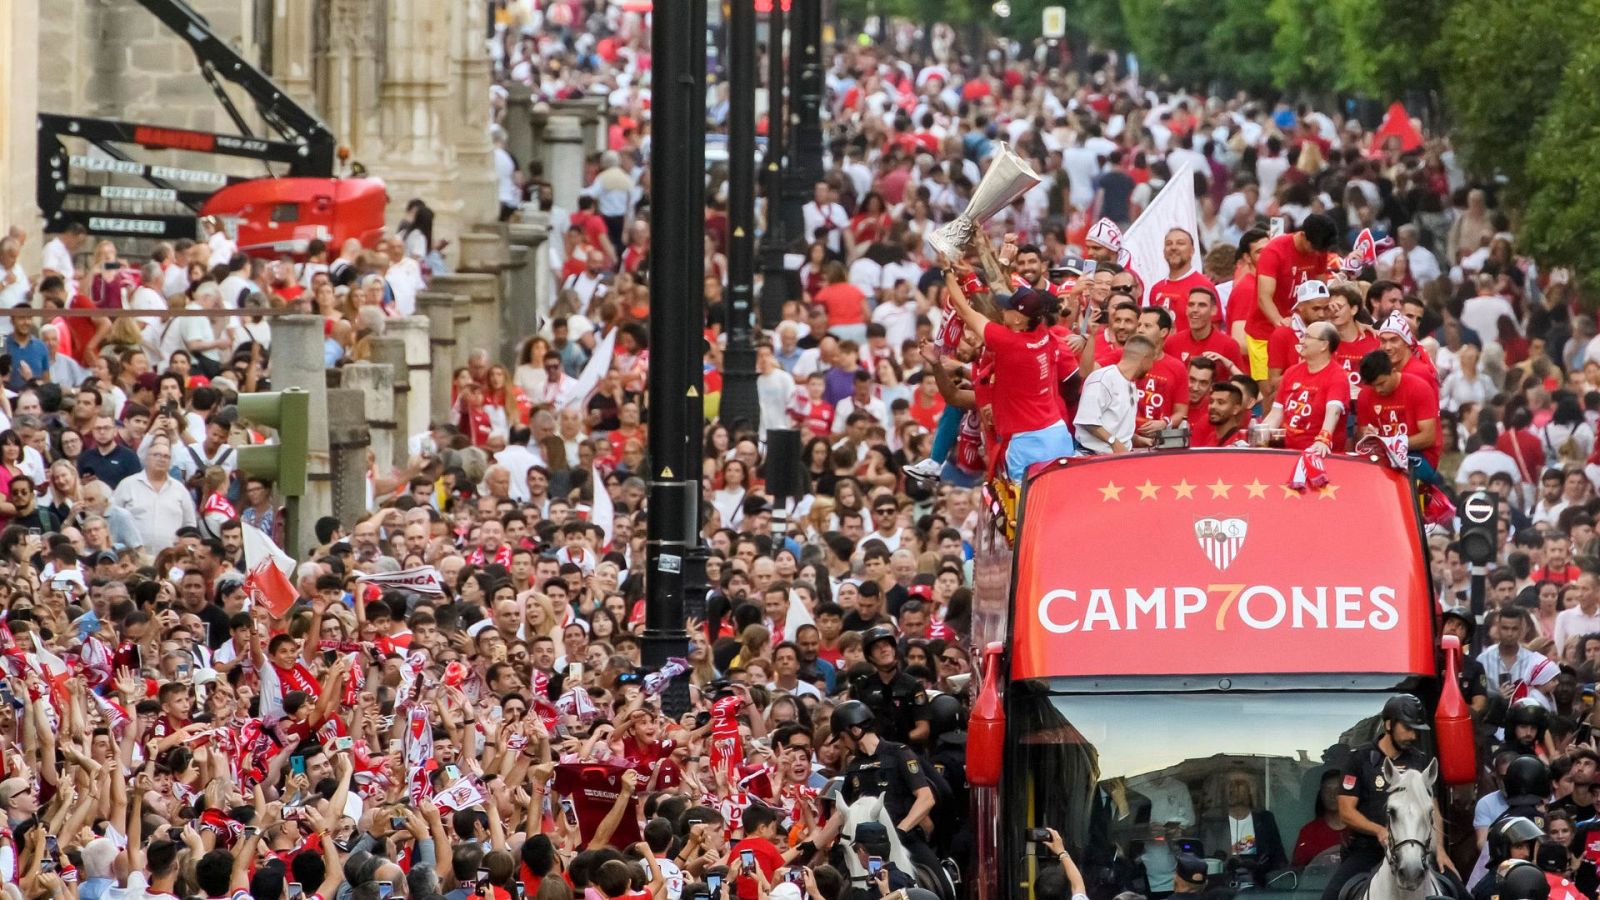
[1005,688,1425,900]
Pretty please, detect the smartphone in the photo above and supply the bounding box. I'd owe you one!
[243,826,258,838]
[868,857,883,876]
[176,661,192,678]
[1498,673,1512,687]
[706,875,723,894]
[1026,828,1050,843]
[1081,259,1097,275]
[390,815,406,830]
[104,261,123,271]
[334,736,354,752]
[446,764,461,782]
[45,834,58,856]
[287,884,305,900]
[561,798,580,826]
[285,806,306,821]
[569,662,584,683]
[741,849,755,868]
[786,869,806,886]
[476,869,492,898]
[26,528,39,540]
[1269,217,1286,238]
[376,882,394,900]
[39,858,54,873]
[324,650,338,666]
[291,756,306,776]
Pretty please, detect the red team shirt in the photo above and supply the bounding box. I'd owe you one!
[1136,353,1188,424]
[981,322,1067,437]
[1186,399,1216,447]
[1267,323,1304,372]
[1275,361,1349,450]
[1167,326,1246,373]
[1357,372,1442,466]
[1093,328,1123,367]
[1246,236,1330,340]
[1331,331,1381,400]
[1147,272,1219,319]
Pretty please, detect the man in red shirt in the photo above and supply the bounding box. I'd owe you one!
[1260,321,1347,453]
[1357,349,1442,484]
[1199,380,1251,448]
[1147,229,1216,316]
[1166,286,1245,376]
[1093,300,1139,368]
[1132,306,1190,446]
[1377,311,1440,394]
[1226,227,1270,345]
[1245,214,1339,383]
[730,804,793,899]
[944,271,1073,476]
[1266,280,1332,404]
[1184,357,1217,447]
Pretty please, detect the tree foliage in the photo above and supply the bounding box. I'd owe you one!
[1519,8,1600,290]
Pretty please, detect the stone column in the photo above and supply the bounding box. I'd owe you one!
[271,0,316,102]
[269,315,332,556]
[506,216,550,359]
[416,292,458,421]
[385,317,432,450]
[324,387,370,530]
[501,244,531,365]
[529,102,550,177]
[429,272,500,367]
[460,230,513,363]
[504,82,534,179]
[544,113,586,211]
[341,359,398,470]
[448,0,496,224]
[1,0,40,264]
[554,99,605,156]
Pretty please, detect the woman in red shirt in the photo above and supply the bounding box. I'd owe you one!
[814,262,869,344]
[850,193,894,247]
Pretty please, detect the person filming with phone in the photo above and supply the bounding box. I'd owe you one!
[847,823,915,900]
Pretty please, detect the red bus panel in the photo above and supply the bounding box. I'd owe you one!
[1010,450,1433,680]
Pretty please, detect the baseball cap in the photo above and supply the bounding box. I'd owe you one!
[0,777,30,809]
[1008,286,1052,322]
[1294,280,1331,305]
[1174,854,1208,885]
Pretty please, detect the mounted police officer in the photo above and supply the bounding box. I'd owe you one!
[1321,694,1455,900]
[851,627,931,744]
[828,700,943,879]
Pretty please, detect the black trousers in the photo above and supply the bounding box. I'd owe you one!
[1321,841,1385,900]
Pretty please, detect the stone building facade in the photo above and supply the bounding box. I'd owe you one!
[0,0,497,266]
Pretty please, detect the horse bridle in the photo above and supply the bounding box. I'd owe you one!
[1386,834,1433,871]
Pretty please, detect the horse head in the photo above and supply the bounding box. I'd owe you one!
[1381,758,1438,893]
[841,794,915,881]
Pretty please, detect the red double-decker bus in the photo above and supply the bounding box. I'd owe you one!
[967,449,1456,900]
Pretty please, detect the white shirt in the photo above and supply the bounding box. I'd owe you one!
[871,300,917,353]
[128,284,168,334]
[757,368,796,438]
[1456,447,1521,486]
[173,440,238,482]
[208,231,236,268]
[162,262,191,298]
[834,395,891,432]
[40,238,76,294]
[1075,365,1138,454]
[110,471,197,554]
[1460,294,1518,342]
[802,201,849,254]
[387,257,425,317]
[495,147,521,207]
[1554,606,1600,659]
[496,443,540,502]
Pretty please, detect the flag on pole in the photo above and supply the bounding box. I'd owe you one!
[1123,165,1201,304]
[242,521,298,617]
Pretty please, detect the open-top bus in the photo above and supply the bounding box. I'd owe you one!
[967,449,1462,900]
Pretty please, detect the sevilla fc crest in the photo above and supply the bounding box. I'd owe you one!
[1194,517,1248,572]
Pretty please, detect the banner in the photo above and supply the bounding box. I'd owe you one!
[1123,164,1201,304]
[1010,451,1431,679]
[355,566,446,595]
[242,521,297,616]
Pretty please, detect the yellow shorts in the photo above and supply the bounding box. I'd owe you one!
[1247,336,1270,381]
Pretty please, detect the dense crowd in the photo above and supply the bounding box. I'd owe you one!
[0,1,1592,900]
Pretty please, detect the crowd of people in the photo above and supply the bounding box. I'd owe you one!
[0,1,1590,900]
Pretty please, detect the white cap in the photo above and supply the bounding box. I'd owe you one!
[1294,280,1331,305]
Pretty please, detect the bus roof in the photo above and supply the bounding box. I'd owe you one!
[1009,449,1434,681]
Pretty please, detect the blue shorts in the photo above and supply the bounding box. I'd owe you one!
[1005,421,1075,479]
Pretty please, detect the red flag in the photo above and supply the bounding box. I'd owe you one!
[1343,228,1378,273]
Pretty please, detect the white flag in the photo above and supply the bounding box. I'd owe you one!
[1123,164,1203,304]
[591,465,614,548]
[783,589,815,642]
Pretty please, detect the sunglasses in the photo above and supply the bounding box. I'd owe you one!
[1110,285,1136,295]
[940,654,965,665]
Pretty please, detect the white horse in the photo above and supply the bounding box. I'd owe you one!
[1360,759,1449,900]
[839,794,917,883]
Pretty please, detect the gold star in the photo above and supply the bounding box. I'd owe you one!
[1318,484,1341,500]
[1137,480,1161,500]
[1280,484,1303,499]
[1207,478,1233,499]
[1172,479,1196,499]
[1098,481,1123,502]
[1245,479,1269,499]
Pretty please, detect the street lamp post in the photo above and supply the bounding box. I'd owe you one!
[757,0,788,330]
[644,0,707,720]
[720,0,760,434]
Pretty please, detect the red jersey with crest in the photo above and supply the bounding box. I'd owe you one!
[1246,236,1329,340]
[1186,397,1216,447]
[1331,331,1381,400]
[1147,272,1218,319]
[1166,325,1245,374]
[1275,361,1349,450]
[1267,323,1303,372]
[1136,353,1188,424]
[1357,373,1441,466]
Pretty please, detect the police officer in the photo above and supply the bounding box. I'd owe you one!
[1476,818,1546,900]
[829,701,942,877]
[851,627,931,744]
[1321,694,1451,900]
[1498,757,1552,830]
[924,693,968,860]
[1494,857,1551,900]
[1501,701,1548,757]
[1442,606,1489,714]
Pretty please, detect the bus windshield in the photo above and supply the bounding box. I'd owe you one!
[1005,687,1416,900]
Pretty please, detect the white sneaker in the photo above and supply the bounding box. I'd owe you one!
[905,457,942,483]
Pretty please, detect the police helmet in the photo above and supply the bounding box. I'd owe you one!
[1441,606,1476,642]
[1498,860,1551,900]
[831,700,878,736]
[1537,839,1570,875]
[1488,816,1546,862]
[926,693,966,738]
[1381,694,1432,731]
[862,626,899,655]
[1502,756,1552,804]
[1507,699,1550,734]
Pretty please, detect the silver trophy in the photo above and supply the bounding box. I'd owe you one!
[925,143,1042,260]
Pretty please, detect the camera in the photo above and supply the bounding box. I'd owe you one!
[1027,828,1051,843]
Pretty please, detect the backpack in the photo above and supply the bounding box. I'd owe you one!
[1544,423,1584,466]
